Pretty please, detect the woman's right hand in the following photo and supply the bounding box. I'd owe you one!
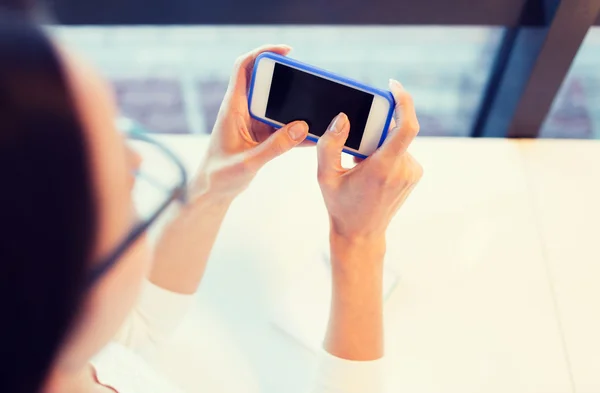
[317,79,423,246]
[318,79,422,361]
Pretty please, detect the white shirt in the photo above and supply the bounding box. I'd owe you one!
[91,281,383,393]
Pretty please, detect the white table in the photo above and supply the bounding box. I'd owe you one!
[143,135,600,393]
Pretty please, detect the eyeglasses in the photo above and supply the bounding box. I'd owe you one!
[86,118,188,287]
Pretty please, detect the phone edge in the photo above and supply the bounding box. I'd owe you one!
[248,52,396,159]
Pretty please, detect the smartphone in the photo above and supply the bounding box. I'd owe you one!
[248,52,395,158]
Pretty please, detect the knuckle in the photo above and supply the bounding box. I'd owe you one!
[316,134,330,149]
[369,154,423,191]
[402,118,420,135]
[269,138,286,157]
[233,55,245,69]
[415,160,425,177]
[316,169,328,184]
[411,119,421,134]
[317,169,334,187]
[316,136,338,154]
[397,90,414,108]
[414,161,424,180]
[405,155,423,183]
[391,172,408,188]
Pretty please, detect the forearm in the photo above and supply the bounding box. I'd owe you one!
[149,185,232,295]
[324,233,386,361]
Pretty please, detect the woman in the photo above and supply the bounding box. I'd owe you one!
[0,12,422,393]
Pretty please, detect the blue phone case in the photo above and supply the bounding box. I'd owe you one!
[247,52,395,159]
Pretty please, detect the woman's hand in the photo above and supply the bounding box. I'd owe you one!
[319,79,422,361]
[317,79,422,245]
[150,45,308,294]
[193,45,309,201]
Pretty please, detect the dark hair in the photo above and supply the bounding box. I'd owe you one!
[0,11,96,393]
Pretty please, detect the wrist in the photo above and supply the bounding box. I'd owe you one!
[189,171,236,207]
[330,231,386,265]
[329,231,386,286]
[185,188,232,219]
[329,218,387,250]
[160,175,233,227]
[330,230,386,251]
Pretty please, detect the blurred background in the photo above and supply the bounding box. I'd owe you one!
[38,0,600,138]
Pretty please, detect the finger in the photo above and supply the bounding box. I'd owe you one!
[388,117,397,133]
[390,153,423,204]
[362,118,394,164]
[228,44,292,98]
[316,113,350,181]
[394,151,424,185]
[375,79,420,161]
[245,120,308,169]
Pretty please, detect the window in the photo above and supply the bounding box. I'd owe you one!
[52,26,502,136]
[541,27,600,139]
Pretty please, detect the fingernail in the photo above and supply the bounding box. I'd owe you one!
[328,113,348,135]
[288,121,308,141]
[388,79,404,92]
[278,44,293,51]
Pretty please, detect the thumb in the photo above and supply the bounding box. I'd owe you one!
[317,113,350,181]
[246,121,309,169]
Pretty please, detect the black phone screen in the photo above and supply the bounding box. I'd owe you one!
[265,62,374,150]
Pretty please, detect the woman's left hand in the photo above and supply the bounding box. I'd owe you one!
[193,45,309,201]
